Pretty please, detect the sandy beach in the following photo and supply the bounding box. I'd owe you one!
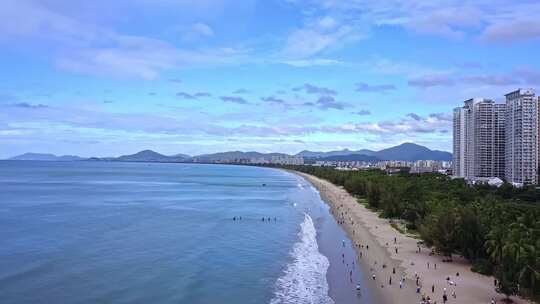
[296,171,531,304]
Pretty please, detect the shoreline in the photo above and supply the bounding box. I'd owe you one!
[293,170,531,304]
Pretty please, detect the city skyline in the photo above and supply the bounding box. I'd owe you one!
[2,0,540,158]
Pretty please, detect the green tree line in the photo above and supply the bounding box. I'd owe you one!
[283,165,540,300]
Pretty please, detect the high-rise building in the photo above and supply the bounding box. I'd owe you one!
[453,107,467,177]
[452,98,506,179]
[505,89,538,185]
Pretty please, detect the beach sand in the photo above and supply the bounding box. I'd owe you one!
[296,171,531,304]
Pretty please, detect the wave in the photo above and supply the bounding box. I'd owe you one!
[270,213,334,304]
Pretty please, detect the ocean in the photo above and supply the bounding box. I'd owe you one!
[0,161,371,304]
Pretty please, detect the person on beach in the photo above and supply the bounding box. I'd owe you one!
[431,284,434,293]
[399,280,403,289]
[427,262,430,269]
[389,276,392,285]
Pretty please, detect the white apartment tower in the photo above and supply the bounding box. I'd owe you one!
[453,107,467,177]
[505,89,538,185]
[452,98,506,179]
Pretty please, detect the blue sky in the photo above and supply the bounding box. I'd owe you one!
[1,0,540,158]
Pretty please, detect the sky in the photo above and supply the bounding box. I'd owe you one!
[1,0,540,158]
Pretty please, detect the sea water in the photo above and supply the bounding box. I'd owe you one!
[0,161,346,304]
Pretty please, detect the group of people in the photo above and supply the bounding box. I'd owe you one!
[231,216,277,222]
[337,218,462,304]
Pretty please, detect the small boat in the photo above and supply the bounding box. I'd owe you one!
[262,183,266,186]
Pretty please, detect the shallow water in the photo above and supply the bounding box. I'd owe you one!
[0,161,370,303]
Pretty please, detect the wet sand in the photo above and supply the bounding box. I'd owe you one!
[295,171,531,304]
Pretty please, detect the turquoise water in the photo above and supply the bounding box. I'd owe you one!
[0,161,346,304]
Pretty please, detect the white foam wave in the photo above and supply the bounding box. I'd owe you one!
[270,214,334,304]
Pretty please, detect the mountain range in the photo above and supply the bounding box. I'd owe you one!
[7,143,452,163]
[298,143,452,161]
[8,153,86,161]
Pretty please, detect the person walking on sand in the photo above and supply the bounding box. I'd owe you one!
[431,284,434,293]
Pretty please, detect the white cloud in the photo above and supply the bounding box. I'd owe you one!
[280,58,343,67]
[282,15,365,59]
[291,0,540,42]
[0,1,245,79]
[192,22,214,37]
[481,19,540,42]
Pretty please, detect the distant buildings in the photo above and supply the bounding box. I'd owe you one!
[193,155,304,165]
[453,89,539,186]
[313,159,451,174]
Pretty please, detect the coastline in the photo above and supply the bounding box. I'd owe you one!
[292,170,531,304]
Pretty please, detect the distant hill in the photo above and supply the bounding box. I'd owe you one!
[319,154,380,162]
[296,149,375,158]
[9,153,86,161]
[374,143,451,161]
[116,150,172,162]
[99,150,191,162]
[295,143,451,162]
[170,153,191,159]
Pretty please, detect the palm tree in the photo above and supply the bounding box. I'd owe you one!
[486,225,506,265]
